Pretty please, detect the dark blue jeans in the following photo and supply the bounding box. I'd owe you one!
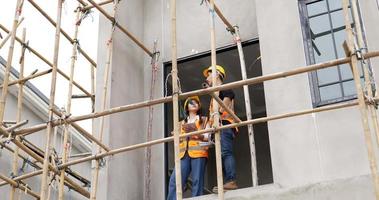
[167,154,207,200]
[221,128,236,183]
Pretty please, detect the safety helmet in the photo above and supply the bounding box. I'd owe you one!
[184,96,201,111]
[203,65,226,79]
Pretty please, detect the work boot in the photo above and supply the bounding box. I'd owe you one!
[212,181,238,193]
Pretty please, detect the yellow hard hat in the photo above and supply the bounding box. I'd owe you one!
[184,96,201,111]
[203,65,226,79]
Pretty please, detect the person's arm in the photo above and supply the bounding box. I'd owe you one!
[219,96,233,113]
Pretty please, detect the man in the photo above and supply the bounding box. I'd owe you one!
[203,65,239,192]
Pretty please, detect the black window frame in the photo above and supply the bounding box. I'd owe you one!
[299,0,367,107]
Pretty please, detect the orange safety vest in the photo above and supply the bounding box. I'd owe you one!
[209,98,238,133]
[179,116,209,159]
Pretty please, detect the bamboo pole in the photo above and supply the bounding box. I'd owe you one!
[82,0,113,11]
[0,99,365,185]
[205,0,234,32]
[90,2,119,199]
[58,6,81,200]
[0,69,52,88]
[0,0,23,124]
[26,0,97,68]
[209,0,224,197]
[39,1,63,198]
[0,17,24,50]
[11,51,379,136]
[342,0,379,199]
[0,126,90,197]
[81,0,154,57]
[233,26,258,187]
[351,0,379,148]
[9,28,26,200]
[209,92,241,123]
[0,173,40,199]
[0,23,93,99]
[170,0,183,198]
[91,64,95,112]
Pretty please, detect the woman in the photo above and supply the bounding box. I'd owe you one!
[167,96,210,200]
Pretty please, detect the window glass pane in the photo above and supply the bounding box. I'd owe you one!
[320,83,343,101]
[340,64,353,80]
[342,80,356,96]
[309,14,331,34]
[307,0,327,16]
[313,34,335,63]
[331,10,345,29]
[328,0,342,11]
[317,67,340,85]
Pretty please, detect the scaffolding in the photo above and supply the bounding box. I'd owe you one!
[0,0,378,200]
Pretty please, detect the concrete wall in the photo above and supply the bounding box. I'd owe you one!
[97,0,258,199]
[97,0,379,199]
[255,0,379,190]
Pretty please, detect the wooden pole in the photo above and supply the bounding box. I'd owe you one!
[205,0,234,32]
[0,0,23,124]
[1,99,366,185]
[209,0,224,197]
[82,0,113,11]
[0,173,40,199]
[11,51,379,136]
[233,26,258,187]
[82,0,154,57]
[0,17,24,50]
[209,92,241,123]
[170,0,183,198]
[351,0,379,148]
[58,6,81,200]
[0,23,93,99]
[0,69,52,88]
[342,0,379,199]
[9,27,26,200]
[40,1,63,198]
[90,2,119,199]
[26,0,97,68]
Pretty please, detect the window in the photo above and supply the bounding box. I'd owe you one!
[163,40,273,198]
[299,0,365,106]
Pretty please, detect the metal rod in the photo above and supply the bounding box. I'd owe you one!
[11,51,379,136]
[82,0,153,57]
[26,0,97,68]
